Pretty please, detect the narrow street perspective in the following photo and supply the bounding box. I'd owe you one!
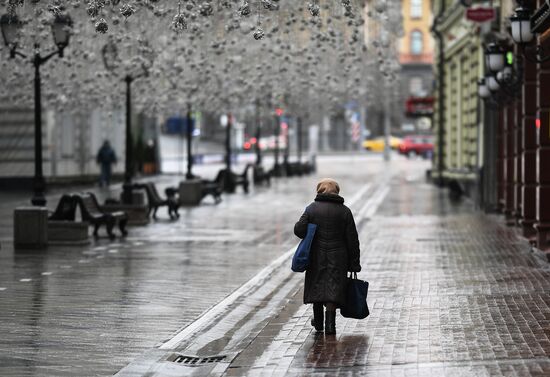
[1,1,550,377]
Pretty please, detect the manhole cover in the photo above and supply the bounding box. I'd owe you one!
[170,355,226,366]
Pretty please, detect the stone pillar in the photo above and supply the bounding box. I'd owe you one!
[505,105,516,221]
[497,108,506,211]
[535,46,550,251]
[521,53,538,238]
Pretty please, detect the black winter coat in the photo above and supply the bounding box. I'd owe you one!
[294,193,361,307]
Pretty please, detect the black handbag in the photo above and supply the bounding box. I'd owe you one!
[340,273,370,319]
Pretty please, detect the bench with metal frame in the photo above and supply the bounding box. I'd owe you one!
[75,192,128,239]
[200,170,224,204]
[134,182,180,220]
[233,164,251,193]
[251,164,271,186]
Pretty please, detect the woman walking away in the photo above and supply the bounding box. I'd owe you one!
[294,178,361,335]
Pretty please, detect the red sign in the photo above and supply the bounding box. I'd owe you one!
[466,7,495,23]
[405,97,434,117]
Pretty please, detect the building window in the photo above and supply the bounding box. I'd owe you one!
[410,30,423,55]
[410,0,423,18]
[410,77,423,95]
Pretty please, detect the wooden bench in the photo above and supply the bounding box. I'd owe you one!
[252,164,271,186]
[201,170,224,204]
[233,164,251,193]
[75,192,128,239]
[135,182,180,220]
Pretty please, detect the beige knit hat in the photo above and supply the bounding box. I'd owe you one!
[316,178,340,195]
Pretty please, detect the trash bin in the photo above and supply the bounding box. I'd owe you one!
[14,207,48,249]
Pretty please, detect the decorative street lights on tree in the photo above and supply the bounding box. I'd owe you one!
[1,12,72,206]
[102,39,153,204]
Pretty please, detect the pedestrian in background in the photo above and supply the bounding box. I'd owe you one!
[96,140,117,187]
[294,178,361,335]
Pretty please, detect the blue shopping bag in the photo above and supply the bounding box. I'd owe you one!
[340,273,370,319]
[291,223,317,272]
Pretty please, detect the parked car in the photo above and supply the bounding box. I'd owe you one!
[362,136,403,152]
[398,135,434,158]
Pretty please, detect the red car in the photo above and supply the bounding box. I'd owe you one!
[398,135,434,158]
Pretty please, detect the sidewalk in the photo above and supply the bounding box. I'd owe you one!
[118,158,550,377]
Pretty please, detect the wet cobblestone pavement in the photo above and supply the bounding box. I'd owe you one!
[3,155,550,376]
[220,164,550,377]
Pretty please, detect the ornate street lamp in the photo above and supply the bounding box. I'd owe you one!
[485,43,505,73]
[509,5,550,63]
[510,7,534,45]
[1,12,72,206]
[102,39,152,204]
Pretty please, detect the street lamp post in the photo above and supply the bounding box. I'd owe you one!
[222,113,236,193]
[273,108,283,176]
[122,75,134,204]
[1,13,72,206]
[255,99,262,166]
[383,89,391,162]
[102,41,150,204]
[283,120,290,174]
[186,104,195,180]
[297,116,304,164]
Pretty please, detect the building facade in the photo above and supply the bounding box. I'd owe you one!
[431,0,486,200]
[399,0,435,134]
[431,0,550,256]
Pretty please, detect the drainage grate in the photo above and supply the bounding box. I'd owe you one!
[172,355,226,366]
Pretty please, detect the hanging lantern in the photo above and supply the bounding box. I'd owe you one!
[485,43,505,73]
[510,7,534,45]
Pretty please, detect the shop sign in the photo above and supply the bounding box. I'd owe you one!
[466,8,495,23]
[405,97,434,117]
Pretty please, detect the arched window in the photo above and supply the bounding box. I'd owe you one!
[410,0,423,18]
[410,30,423,55]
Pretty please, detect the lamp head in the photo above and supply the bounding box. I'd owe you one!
[485,43,505,73]
[0,13,22,57]
[510,7,534,45]
[52,14,72,56]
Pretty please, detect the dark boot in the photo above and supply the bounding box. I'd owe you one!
[311,303,324,331]
[325,310,336,335]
